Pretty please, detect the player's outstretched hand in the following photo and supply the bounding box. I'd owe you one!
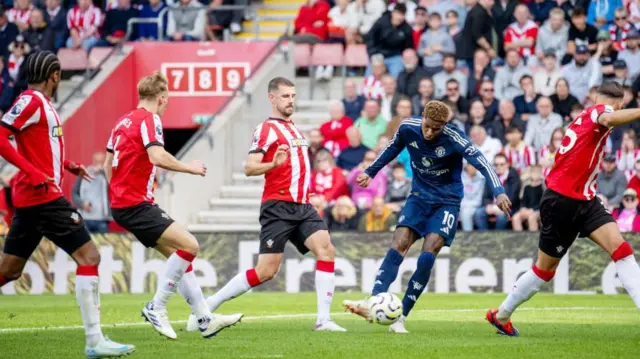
[272,144,289,167]
[187,160,207,176]
[496,194,512,218]
[67,162,94,182]
[356,173,372,188]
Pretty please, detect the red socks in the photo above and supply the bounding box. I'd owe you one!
[186,264,193,273]
[612,242,633,262]
[175,249,196,262]
[76,265,99,276]
[532,264,555,282]
[316,260,335,273]
[245,268,261,287]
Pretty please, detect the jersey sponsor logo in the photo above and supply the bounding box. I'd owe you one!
[51,126,63,137]
[290,138,308,148]
[411,161,450,176]
[409,141,419,149]
[5,95,31,123]
[435,146,446,157]
[421,157,432,167]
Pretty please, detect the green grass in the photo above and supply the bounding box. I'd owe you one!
[1,293,639,358]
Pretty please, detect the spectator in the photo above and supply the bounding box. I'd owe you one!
[385,163,411,212]
[292,0,330,43]
[385,96,413,138]
[354,100,387,149]
[0,9,19,59]
[310,194,327,218]
[598,153,628,209]
[396,48,428,99]
[460,162,485,231]
[539,127,564,177]
[433,53,468,99]
[478,79,500,123]
[503,125,536,172]
[380,74,401,122]
[492,0,518,58]
[491,99,525,144]
[207,0,244,37]
[138,0,167,41]
[7,36,29,82]
[470,124,502,163]
[418,12,456,76]
[613,188,640,232]
[446,10,462,54]
[596,29,618,81]
[609,7,632,51]
[388,0,418,26]
[613,59,632,86]
[7,0,33,33]
[343,79,366,121]
[534,52,562,97]
[524,96,563,150]
[466,99,489,133]
[511,165,544,231]
[337,126,369,172]
[320,100,353,158]
[0,60,14,114]
[618,29,640,81]
[458,0,497,68]
[98,0,139,46]
[66,0,102,51]
[311,149,348,204]
[441,78,469,117]
[631,0,640,29]
[324,195,361,231]
[167,0,206,42]
[562,44,602,103]
[467,48,496,98]
[348,150,388,208]
[362,54,386,100]
[22,9,54,52]
[411,77,435,116]
[587,0,623,27]
[616,129,640,173]
[494,49,531,100]
[628,158,640,193]
[411,6,428,48]
[565,7,598,65]
[534,8,569,67]
[328,0,352,43]
[307,129,324,165]
[347,0,386,44]
[72,152,109,233]
[45,0,66,51]
[374,135,390,154]
[431,0,466,24]
[513,74,541,120]
[550,77,581,123]
[358,196,397,232]
[365,4,414,77]
[504,4,539,61]
[528,0,556,25]
[474,153,521,229]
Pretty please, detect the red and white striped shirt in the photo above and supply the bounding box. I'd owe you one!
[361,75,384,100]
[67,5,102,37]
[610,23,632,51]
[504,20,538,58]
[7,5,33,25]
[249,118,311,204]
[538,145,557,178]
[7,54,24,81]
[616,148,640,171]
[1,90,65,208]
[503,142,536,172]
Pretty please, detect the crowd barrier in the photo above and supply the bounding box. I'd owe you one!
[1,232,637,295]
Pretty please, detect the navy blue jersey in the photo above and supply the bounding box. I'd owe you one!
[365,118,505,206]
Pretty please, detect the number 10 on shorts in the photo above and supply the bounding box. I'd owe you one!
[161,62,250,96]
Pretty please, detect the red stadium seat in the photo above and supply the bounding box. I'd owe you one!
[88,47,113,69]
[344,44,369,67]
[310,43,344,67]
[294,43,311,68]
[57,48,88,70]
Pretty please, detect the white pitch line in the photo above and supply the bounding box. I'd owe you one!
[0,306,635,334]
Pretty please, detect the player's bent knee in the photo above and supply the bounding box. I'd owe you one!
[0,268,22,283]
[182,236,200,255]
[256,264,279,282]
[72,243,101,267]
[392,228,414,253]
[423,234,445,254]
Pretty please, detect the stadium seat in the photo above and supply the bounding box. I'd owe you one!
[344,44,369,68]
[309,43,344,99]
[88,47,113,69]
[294,43,311,68]
[57,48,88,70]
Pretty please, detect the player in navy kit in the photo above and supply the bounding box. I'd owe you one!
[344,100,512,333]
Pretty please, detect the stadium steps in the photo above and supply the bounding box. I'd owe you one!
[198,210,260,224]
[233,0,302,40]
[188,223,261,232]
[209,197,261,211]
[220,185,264,198]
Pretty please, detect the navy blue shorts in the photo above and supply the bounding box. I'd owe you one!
[396,195,460,246]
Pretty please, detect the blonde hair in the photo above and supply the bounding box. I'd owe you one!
[422,100,450,123]
[138,71,168,100]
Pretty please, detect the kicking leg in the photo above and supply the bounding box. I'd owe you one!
[0,254,27,288]
[589,223,640,308]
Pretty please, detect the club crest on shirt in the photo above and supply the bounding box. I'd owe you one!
[421,157,432,167]
[435,146,446,157]
[5,95,31,123]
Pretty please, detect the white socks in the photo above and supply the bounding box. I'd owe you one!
[612,242,640,308]
[178,266,210,319]
[153,250,194,310]
[497,265,554,322]
[76,265,104,347]
[206,268,260,312]
[315,261,336,325]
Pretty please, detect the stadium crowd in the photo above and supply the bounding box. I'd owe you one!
[295,0,640,233]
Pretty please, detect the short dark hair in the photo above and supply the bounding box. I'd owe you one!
[268,77,295,93]
[519,74,533,85]
[443,53,456,61]
[430,12,441,19]
[572,7,586,17]
[394,3,407,14]
[506,125,522,134]
[446,78,459,86]
[446,9,459,17]
[26,51,60,85]
[570,103,585,112]
[597,81,625,99]
[392,163,405,171]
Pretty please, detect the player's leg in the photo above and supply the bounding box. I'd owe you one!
[589,223,640,308]
[0,210,41,287]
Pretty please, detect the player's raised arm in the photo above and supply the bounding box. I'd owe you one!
[592,83,637,127]
[363,123,407,179]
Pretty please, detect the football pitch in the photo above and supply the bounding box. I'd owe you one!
[0,293,638,358]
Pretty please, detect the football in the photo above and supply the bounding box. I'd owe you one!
[368,292,403,325]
